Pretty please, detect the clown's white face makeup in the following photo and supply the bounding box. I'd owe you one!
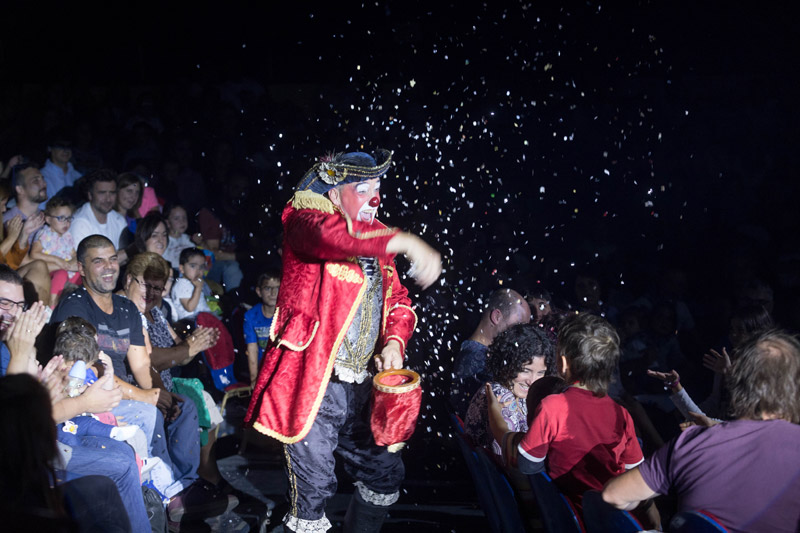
[331,178,381,224]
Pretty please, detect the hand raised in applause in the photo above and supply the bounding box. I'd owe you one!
[702,348,732,376]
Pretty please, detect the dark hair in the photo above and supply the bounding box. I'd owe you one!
[558,313,620,396]
[84,168,117,193]
[44,196,74,215]
[485,288,526,320]
[727,330,800,424]
[730,305,773,340]
[0,264,24,286]
[526,375,568,426]
[10,162,38,191]
[134,212,167,254]
[179,247,204,265]
[256,270,282,287]
[56,316,98,338]
[0,374,63,514]
[163,203,186,220]
[487,323,556,389]
[525,287,552,302]
[0,180,12,200]
[54,328,99,364]
[76,234,114,264]
[115,172,144,219]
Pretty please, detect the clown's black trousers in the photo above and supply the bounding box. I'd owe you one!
[283,377,404,531]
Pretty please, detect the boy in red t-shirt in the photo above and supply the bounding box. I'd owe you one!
[488,313,657,524]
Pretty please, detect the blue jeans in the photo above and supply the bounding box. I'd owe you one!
[207,259,243,291]
[151,393,200,495]
[59,436,150,533]
[112,399,158,452]
[62,475,132,532]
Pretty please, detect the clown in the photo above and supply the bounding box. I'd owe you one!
[246,149,441,532]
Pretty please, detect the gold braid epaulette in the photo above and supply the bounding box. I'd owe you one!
[291,190,335,214]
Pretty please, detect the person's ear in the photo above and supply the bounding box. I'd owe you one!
[490,308,503,326]
[328,187,341,207]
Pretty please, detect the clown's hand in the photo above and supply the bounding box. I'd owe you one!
[376,340,404,372]
[386,232,442,290]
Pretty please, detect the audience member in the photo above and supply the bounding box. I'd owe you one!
[487,313,653,522]
[163,204,197,270]
[464,323,555,458]
[647,304,774,425]
[196,175,246,292]
[40,136,82,207]
[29,196,81,307]
[51,236,232,522]
[123,253,236,508]
[133,212,168,258]
[4,162,47,246]
[450,288,530,416]
[603,330,800,532]
[115,172,144,235]
[171,247,220,320]
[69,170,130,263]
[0,373,134,532]
[243,270,280,387]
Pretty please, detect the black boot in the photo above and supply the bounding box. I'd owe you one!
[343,488,389,533]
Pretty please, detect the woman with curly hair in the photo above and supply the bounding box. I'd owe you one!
[463,322,556,457]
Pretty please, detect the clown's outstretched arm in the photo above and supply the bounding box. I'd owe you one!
[386,232,442,290]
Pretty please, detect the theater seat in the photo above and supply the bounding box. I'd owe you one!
[670,510,729,532]
[582,490,643,533]
[527,472,585,532]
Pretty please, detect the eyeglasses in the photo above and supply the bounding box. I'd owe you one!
[132,277,165,294]
[46,215,74,223]
[0,297,27,312]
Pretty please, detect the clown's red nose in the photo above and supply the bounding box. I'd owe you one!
[369,196,380,208]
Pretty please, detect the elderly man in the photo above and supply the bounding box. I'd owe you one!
[246,149,441,532]
[603,330,800,532]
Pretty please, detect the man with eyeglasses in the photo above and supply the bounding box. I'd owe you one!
[243,270,281,387]
[3,162,47,246]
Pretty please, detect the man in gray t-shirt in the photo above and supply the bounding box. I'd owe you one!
[602,330,800,533]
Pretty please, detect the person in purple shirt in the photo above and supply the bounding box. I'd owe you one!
[603,329,800,533]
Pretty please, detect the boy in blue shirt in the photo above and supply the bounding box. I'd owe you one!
[243,271,280,387]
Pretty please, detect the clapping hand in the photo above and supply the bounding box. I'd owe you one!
[703,348,732,376]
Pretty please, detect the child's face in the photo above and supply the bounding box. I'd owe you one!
[256,277,281,307]
[167,207,188,236]
[45,206,74,235]
[117,182,141,211]
[180,255,205,281]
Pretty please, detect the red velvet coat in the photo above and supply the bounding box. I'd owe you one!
[245,191,418,443]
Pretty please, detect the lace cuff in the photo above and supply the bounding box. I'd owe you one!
[354,481,399,507]
[333,364,369,384]
[283,513,332,533]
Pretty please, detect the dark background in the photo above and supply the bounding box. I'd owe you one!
[2,0,799,434]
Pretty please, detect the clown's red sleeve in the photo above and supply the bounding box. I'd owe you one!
[381,265,417,355]
[284,201,399,262]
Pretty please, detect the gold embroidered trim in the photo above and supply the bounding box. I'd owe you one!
[275,321,320,351]
[291,190,335,213]
[284,445,298,515]
[290,274,368,442]
[325,263,364,284]
[372,368,421,394]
